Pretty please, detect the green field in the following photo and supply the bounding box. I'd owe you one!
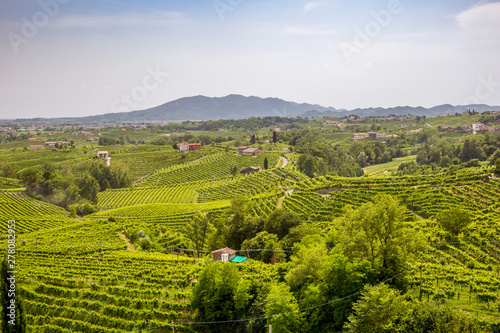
[363,155,417,176]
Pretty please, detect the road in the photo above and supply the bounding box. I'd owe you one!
[278,156,288,168]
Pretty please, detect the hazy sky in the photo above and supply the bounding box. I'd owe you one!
[1,0,500,118]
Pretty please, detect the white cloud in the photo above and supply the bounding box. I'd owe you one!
[455,2,500,35]
[303,1,322,13]
[284,25,336,36]
[52,11,189,29]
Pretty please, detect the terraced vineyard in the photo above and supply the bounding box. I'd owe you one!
[4,136,500,331]
[141,152,280,186]
[0,191,76,234]
[17,250,201,332]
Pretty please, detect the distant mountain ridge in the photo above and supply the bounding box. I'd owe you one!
[13,95,500,122]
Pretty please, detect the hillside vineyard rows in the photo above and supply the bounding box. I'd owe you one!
[2,113,500,332]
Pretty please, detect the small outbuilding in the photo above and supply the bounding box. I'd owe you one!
[211,247,237,262]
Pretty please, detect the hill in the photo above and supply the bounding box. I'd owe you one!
[13,94,500,122]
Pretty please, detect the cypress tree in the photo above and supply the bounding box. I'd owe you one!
[272,131,277,143]
[264,157,269,170]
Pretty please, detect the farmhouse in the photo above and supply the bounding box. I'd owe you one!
[188,143,201,151]
[241,148,261,156]
[97,151,109,158]
[97,151,111,166]
[238,146,249,155]
[178,142,201,152]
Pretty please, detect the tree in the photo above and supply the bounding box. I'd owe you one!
[459,138,485,162]
[436,208,471,236]
[285,241,329,291]
[185,213,214,252]
[1,257,26,332]
[78,175,100,204]
[297,154,316,178]
[344,284,411,333]
[265,283,303,333]
[264,208,301,240]
[273,131,277,143]
[172,143,178,150]
[192,262,240,333]
[264,157,269,170]
[495,158,500,175]
[334,194,424,290]
[241,231,280,263]
[250,134,256,144]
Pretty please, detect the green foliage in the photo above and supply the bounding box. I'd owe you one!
[264,208,301,240]
[436,208,471,236]
[241,231,280,263]
[334,194,424,290]
[265,283,303,333]
[191,262,240,332]
[345,284,411,333]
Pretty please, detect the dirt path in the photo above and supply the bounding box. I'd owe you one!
[277,196,285,208]
[277,156,288,168]
[119,233,136,251]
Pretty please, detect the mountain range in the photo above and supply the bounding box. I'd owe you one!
[14,94,500,122]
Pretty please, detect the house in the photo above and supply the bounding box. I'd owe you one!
[406,128,424,135]
[491,111,500,115]
[212,247,237,262]
[368,132,377,139]
[323,120,339,126]
[472,122,485,133]
[283,148,291,154]
[241,148,261,156]
[80,131,92,136]
[45,142,56,147]
[97,151,108,158]
[238,146,249,155]
[272,128,282,133]
[89,137,99,142]
[353,133,369,140]
[240,166,262,174]
[97,151,111,166]
[442,125,453,131]
[459,125,472,132]
[178,142,190,152]
[401,123,416,128]
[188,143,201,151]
[52,148,59,152]
[30,145,44,150]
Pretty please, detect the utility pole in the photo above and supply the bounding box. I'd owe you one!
[269,325,272,333]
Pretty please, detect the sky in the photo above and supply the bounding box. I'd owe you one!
[0,0,500,119]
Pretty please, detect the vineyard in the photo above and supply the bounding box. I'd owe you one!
[3,138,500,332]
